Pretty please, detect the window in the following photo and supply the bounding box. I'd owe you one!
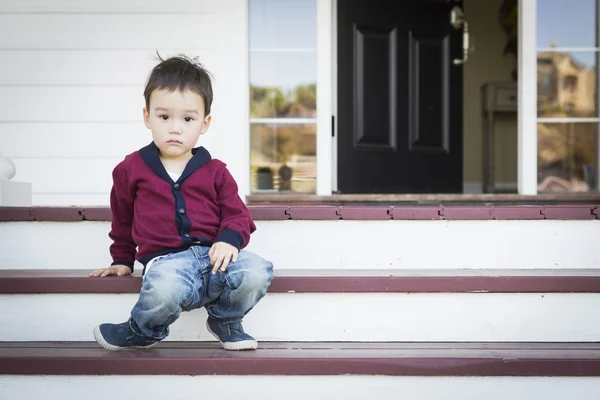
[562,75,577,92]
[248,0,317,193]
[537,0,598,192]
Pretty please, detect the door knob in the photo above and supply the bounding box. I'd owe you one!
[450,6,469,65]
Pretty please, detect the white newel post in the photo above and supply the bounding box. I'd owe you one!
[0,154,32,206]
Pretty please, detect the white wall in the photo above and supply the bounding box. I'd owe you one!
[0,0,249,205]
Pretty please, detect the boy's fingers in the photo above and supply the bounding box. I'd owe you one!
[232,252,238,263]
[101,268,115,277]
[220,256,230,272]
[212,256,222,274]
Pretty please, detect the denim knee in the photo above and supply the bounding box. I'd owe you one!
[230,257,273,294]
[140,269,194,311]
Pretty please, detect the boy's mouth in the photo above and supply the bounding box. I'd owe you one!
[167,140,183,145]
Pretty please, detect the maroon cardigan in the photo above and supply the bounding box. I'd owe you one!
[109,142,256,271]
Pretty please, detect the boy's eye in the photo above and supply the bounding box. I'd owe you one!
[184,117,194,122]
[159,115,169,120]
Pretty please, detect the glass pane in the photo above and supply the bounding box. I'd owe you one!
[537,0,596,48]
[538,123,597,192]
[250,52,317,118]
[537,51,597,118]
[249,0,316,49]
[250,123,316,193]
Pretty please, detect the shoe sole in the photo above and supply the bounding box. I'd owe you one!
[205,321,258,351]
[93,325,158,352]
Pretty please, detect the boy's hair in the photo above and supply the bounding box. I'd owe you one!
[143,54,213,116]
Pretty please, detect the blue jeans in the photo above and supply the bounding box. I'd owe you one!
[129,246,274,340]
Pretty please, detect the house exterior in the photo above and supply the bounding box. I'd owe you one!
[0,0,596,205]
[1,1,600,397]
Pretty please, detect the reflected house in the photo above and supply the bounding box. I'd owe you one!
[537,51,595,117]
[537,51,597,192]
[250,84,317,192]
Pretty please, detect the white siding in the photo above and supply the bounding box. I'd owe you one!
[0,50,218,86]
[0,0,249,205]
[0,0,214,13]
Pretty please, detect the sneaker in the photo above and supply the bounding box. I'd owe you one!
[93,321,158,351]
[206,318,258,351]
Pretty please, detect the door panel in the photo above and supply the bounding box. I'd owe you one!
[337,0,463,193]
[354,25,397,150]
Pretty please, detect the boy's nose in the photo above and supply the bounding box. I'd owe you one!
[169,123,182,134]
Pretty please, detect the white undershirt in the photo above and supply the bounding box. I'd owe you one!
[166,170,182,182]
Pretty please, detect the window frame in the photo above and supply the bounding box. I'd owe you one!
[247,0,326,194]
[531,0,600,193]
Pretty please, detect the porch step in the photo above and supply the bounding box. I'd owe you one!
[2,269,600,342]
[3,268,600,294]
[1,219,599,271]
[4,343,600,400]
[2,341,600,376]
[2,375,600,400]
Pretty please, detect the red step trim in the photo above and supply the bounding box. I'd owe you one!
[2,269,600,294]
[2,342,600,376]
[0,205,598,221]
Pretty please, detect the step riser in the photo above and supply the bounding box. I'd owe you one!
[1,376,599,400]
[1,220,599,270]
[3,293,599,342]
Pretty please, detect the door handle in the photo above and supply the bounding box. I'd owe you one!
[450,6,469,65]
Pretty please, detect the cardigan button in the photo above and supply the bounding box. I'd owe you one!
[178,208,185,215]
[173,183,180,190]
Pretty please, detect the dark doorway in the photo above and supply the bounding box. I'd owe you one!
[337,0,464,193]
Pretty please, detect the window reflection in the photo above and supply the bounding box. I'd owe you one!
[537,52,597,118]
[537,0,596,48]
[249,0,317,195]
[250,124,316,192]
[250,83,316,119]
[250,51,316,118]
[249,0,316,49]
[538,123,596,192]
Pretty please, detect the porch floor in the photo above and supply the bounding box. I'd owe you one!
[247,192,600,205]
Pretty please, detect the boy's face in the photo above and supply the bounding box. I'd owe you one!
[143,89,211,161]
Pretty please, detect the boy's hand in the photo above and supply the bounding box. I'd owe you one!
[89,264,132,277]
[209,242,238,274]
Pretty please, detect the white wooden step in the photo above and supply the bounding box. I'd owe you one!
[1,374,599,400]
[2,291,600,342]
[1,219,599,270]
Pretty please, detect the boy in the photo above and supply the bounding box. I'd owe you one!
[90,54,273,351]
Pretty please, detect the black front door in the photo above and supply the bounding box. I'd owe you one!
[337,0,463,193]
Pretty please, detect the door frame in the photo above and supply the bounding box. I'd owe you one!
[316,0,335,195]
[518,0,537,194]
[316,0,538,195]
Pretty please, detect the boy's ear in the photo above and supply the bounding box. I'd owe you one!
[200,114,212,135]
[142,107,151,129]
